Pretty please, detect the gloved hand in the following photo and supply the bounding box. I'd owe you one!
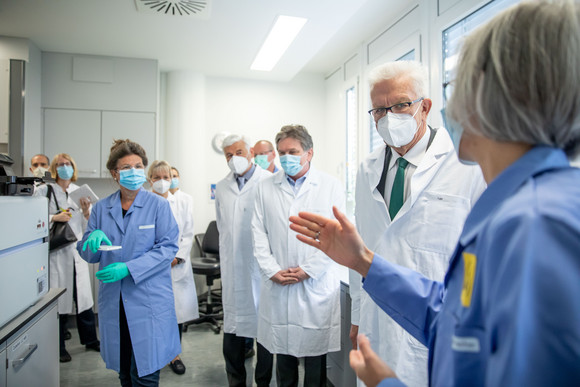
[82,229,112,253]
[96,262,130,283]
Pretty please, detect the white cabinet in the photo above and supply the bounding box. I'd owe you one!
[43,108,156,178]
[100,111,156,176]
[3,303,59,387]
[0,344,6,387]
[43,109,101,177]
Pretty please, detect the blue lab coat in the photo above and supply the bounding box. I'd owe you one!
[363,146,580,386]
[78,188,180,377]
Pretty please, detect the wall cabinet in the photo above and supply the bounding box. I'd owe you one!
[43,108,155,178]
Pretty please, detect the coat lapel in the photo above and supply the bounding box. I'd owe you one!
[399,129,452,216]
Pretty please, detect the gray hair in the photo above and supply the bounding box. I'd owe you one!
[221,134,251,152]
[447,0,580,157]
[275,125,313,151]
[368,60,428,98]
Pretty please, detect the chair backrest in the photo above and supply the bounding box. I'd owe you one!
[194,233,205,257]
[202,220,219,257]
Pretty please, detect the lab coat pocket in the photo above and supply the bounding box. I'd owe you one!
[452,326,487,385]
[134,225,155,255]
[407,191,469,254]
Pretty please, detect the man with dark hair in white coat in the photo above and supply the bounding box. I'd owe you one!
[349,60,485,386]
[252,125,345,387]
[215,134,273,387]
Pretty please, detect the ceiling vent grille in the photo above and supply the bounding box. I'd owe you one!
[135,0,212,18]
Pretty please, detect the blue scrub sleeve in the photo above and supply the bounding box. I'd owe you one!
[363,254,445,347]
[484,213,580,386]
[379,378,407,387]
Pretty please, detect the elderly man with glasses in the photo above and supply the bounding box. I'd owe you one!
[348,60,485,387]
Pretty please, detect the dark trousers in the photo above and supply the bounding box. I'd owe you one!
[59,309,98,353]
[119,298,160,387]
[223,333,273,387]
[276,353,327,387]
[59,265,99,354]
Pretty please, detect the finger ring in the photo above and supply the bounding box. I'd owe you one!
[315,231,320,240]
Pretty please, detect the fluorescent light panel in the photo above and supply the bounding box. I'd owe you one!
[251,15,307,72]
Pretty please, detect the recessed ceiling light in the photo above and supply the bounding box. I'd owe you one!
[251,15,308,72]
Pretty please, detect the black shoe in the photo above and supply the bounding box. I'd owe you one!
[244,348,255,359]
[64,330,72,340]
[169,359,186,375]
[86,341,100,352]
[60,350,72,363]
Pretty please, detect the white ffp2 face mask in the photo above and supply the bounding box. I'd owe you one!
[228,155,249,175]
[152,179,171,194]
[376,104,422,147]
[32,167,49,178]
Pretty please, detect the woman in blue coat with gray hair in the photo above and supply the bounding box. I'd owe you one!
[290,1,580,386]
[78,139,180,386]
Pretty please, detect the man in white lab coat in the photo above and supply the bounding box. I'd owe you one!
[215,134,273,387]
[349,60,485,387]
[252,125,345,387]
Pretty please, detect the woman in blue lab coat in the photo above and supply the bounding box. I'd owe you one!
[78,139,180,386]
[289,2,580,386]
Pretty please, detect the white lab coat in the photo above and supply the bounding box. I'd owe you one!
[350,129,486,387]
[168,192,199,323]
[215,165,271,337]
[34,182,94,315]
[252,167,345,356]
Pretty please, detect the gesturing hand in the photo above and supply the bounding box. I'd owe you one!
[350,334,397,387]
[289,206,374,277]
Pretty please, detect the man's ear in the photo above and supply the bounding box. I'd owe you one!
[249,147,255,159]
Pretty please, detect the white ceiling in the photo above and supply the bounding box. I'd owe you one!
[0,0,409,82]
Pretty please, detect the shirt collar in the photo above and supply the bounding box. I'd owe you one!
[459,146,570,246]
[235,162,256,181]
[286,169,310,187]
[389,128,430,170]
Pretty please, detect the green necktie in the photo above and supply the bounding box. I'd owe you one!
[389,157,408,220]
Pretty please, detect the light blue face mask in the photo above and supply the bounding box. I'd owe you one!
[255,155,271,170]
[440,108,477,166]
[57,165,74,180]
[280,154,305,177]
[119,168,147,191]
[170,177,180,189]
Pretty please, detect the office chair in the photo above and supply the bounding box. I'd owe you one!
[183,220,222,334]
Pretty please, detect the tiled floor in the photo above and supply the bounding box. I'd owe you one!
[59,322,278,387]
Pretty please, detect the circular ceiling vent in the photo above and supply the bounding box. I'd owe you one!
[135,0,212,18]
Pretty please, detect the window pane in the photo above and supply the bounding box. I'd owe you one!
[346,86,357,215]
[442,0,521,102]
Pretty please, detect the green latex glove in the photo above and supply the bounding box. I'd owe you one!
[96,262,129,283]
[82,229,112,253]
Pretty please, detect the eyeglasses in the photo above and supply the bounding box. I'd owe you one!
[116,164,144,171]
[56,162,72,167]
[368,97,424,119]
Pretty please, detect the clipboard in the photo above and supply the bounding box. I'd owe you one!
[69,184,99,207]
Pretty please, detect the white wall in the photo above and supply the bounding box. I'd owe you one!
[162,72,327,234]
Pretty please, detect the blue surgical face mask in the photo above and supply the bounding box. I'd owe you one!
[280,154,305,177]
[57,165,74,180]
[170,177,180,189]
[119,168,147,191]
[440,108,477,166]
[255,155,271,170]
